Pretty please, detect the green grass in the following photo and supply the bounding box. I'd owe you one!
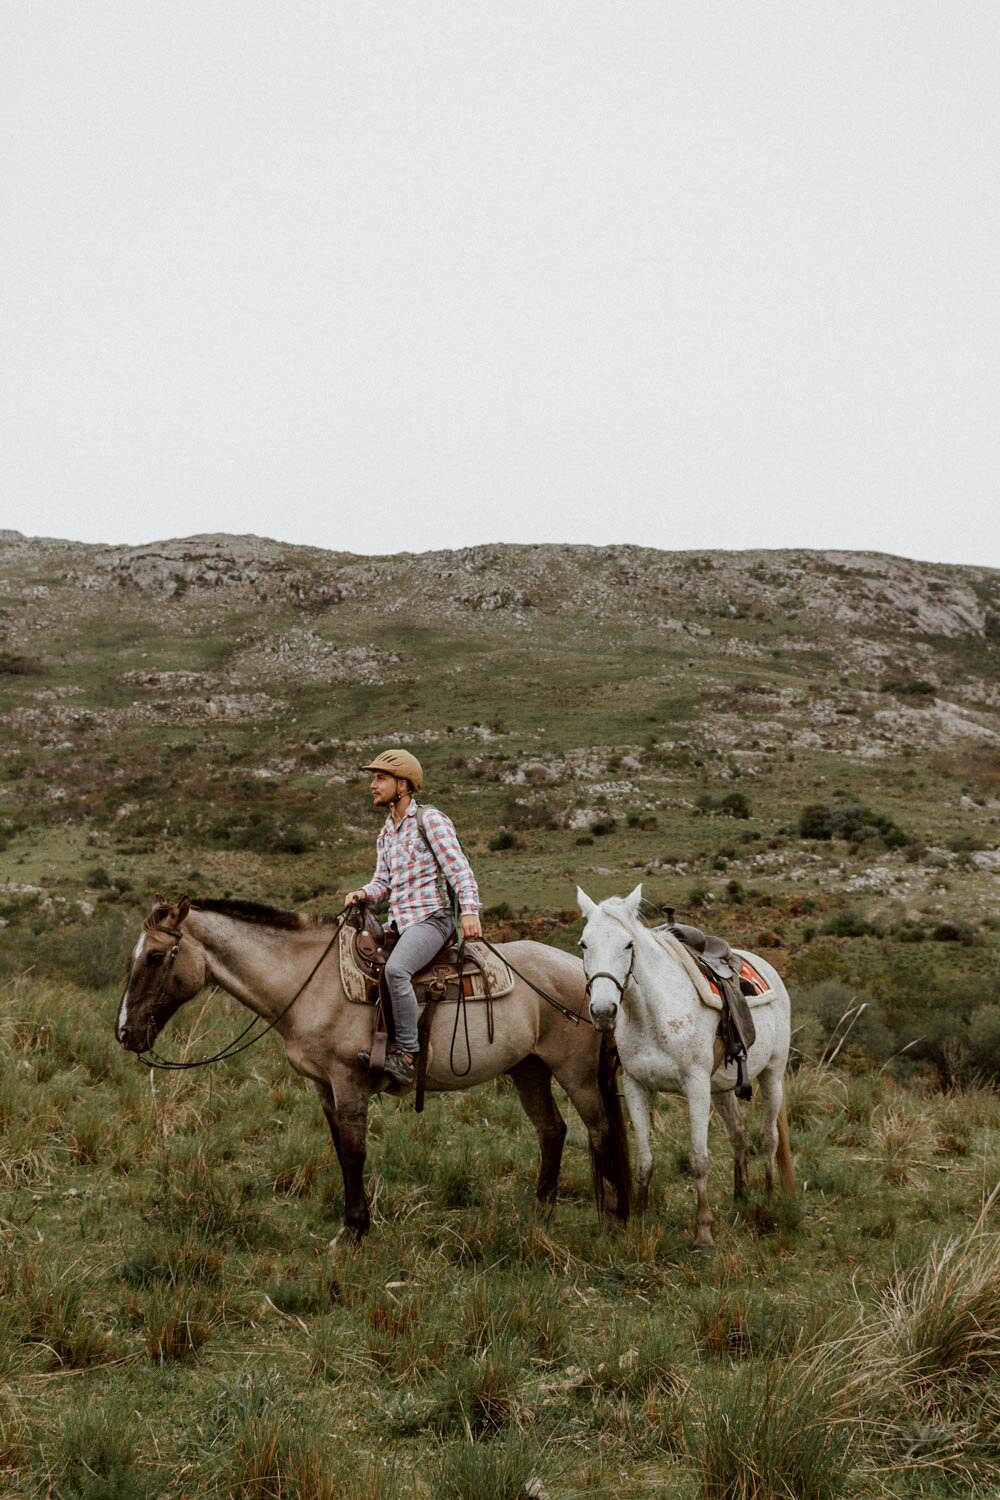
[0,972,998,1495]
[2,536,1000,1490]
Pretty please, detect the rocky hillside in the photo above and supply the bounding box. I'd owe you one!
[2,529,999,1077]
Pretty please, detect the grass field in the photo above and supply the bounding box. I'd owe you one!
[1,969,999,1498]
[2,535,1000,1494]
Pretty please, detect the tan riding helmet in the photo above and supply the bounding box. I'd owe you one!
[361,748,424,793]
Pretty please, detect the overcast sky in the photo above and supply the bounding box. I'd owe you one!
[2,3,998,567]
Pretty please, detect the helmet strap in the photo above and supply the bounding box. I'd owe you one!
[389,778,413,821]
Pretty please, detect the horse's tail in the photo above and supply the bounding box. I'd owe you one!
[590,1034,632,1224]
[776,1102,796,1195]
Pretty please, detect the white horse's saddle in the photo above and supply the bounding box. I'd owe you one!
[651,928,777,1013]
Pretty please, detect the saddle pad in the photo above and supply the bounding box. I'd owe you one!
[652,930,777,1013]
[338,925,515,1006]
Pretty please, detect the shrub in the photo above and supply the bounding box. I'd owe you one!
[0,653,44,675]
[694,792,751,818]
[821,910,877,939]
[489,829,519,851]
[968,1005,1000,1076]
[798,800,910,847]
[931,921,976,944]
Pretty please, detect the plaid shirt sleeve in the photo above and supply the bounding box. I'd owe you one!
[422,808,480,915]
[361,831,391,905]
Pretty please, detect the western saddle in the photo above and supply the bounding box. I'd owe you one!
[349,907,498,1111]
[659,907,757,1099]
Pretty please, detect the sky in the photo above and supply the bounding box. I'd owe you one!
[2,3,999,567]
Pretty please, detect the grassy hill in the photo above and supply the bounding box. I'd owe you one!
[2,531,999,1080]
[2,532,1000,1496]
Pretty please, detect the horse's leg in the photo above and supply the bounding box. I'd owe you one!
[549,1046,631,1224]
[622,1073,655,1213]
[506,1055,567,1217]
[313,1071,371,1242]
[714,1088,749,1202]
[757,1063,795,1198]
[685,1072,714,1250]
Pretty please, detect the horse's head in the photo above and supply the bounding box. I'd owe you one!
[116,896,206,1053]
[576,883,643,1032]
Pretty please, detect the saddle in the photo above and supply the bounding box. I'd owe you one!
[343,910,513,1006]
[341,909,514,1111]
[660,907,758,1100]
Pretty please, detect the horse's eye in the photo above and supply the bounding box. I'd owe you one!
[578,940,587,950]
[146,951,165,967]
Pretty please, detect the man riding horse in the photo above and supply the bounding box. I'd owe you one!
[346,749,482,1088]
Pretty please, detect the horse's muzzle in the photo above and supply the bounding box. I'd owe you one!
[588,1002,619,1033]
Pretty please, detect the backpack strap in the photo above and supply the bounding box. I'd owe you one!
[414,805,463,943]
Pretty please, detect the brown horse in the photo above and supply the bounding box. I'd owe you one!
[115,896,631,1242]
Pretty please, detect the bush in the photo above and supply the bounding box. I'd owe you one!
[798,800,910,847]
[822,910,877,939]
[489,829,519,852]
[694,791,751,818]
[931,922,976,944]
[968,1005,1000,1075]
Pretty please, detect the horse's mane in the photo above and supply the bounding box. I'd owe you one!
[597,896,643,930]
[190,897,339,931]
[593,896,660,944]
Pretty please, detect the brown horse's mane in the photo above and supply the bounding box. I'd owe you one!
[190,897,339,930]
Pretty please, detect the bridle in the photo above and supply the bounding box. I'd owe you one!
[583,940,636,1004]
[130,909,349,1071]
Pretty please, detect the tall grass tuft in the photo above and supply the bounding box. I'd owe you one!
[46,1402,154,1499]
[876,1232,1000,1390]
[141,1280,222,1362]
[208,1364,339,1499]
[0,1385,27,1473]
[430,1337,525,1436]
[871,1105,937,1186]
[432,1433,553,1499]
[21,1268,113,1370]
[689,1342,860,1500]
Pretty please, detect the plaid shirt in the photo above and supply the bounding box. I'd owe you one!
[361,801,480,931]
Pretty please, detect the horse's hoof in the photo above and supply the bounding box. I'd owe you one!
[328,1224,368,1253]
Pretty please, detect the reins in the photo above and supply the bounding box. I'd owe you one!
[477,936,593,1027]
[139,909,349,1072]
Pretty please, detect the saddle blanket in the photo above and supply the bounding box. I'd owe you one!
[338,924,515,1007]
[652,929,777,1013]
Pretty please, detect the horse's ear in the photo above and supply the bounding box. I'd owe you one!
[624,883,643,914]
[176,897,191,924]
[150,895,172,924]
[577,886,597,917]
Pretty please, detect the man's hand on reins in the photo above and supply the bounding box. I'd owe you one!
[461,913,483,940]
[345,890,367,908]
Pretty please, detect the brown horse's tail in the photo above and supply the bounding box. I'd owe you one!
[590,1035,632,1224]
[776,1102,796,1195]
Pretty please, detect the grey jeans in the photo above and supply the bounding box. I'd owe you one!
[384,910,455,1054]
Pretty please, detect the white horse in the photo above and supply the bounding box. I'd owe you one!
[577,884,795,1250]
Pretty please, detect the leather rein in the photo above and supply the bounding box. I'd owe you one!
[138,909,349,1071]
[477,936,594,1028]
